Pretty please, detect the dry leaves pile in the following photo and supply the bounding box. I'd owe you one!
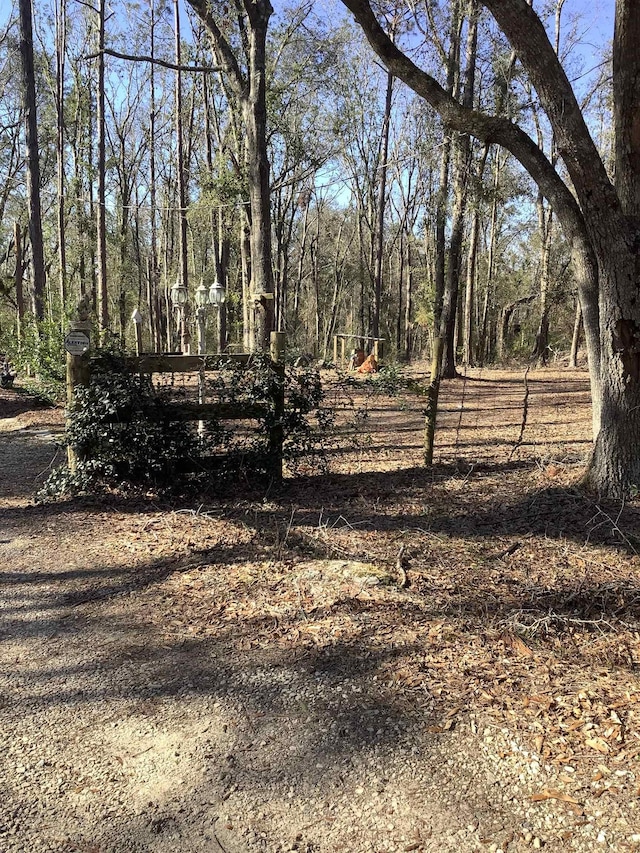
[5,366,640,827]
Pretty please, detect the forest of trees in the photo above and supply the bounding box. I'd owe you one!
[0,0,609,364]
[4,0,636,495]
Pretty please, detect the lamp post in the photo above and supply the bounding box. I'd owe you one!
[131,308,143,355]
[195,280,209,356]
[208,279,225,354]
[170,276,189,353]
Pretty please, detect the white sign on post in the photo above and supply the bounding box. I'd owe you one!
[64,331,90,355]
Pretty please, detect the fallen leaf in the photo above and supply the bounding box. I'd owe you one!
[586,737,610,754]
[530,789,581,805]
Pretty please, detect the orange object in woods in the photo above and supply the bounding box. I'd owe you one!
[357,354,378,374]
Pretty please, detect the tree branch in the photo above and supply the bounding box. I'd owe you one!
[83,47,221,73]
[340,0,601,371]
[480,0,618,218]
[341,0,586,247]
[185,0,246,94]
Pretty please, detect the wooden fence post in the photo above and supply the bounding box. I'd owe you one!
[65,319,91,472]
[424,337,444,466]
[269,331,285,479]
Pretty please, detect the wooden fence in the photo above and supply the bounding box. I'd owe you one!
[66,331,286,479]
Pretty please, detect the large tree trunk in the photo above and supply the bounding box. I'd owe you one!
[188,0,274,352]
[587,251,640,494]
[242,7,274,352]
[463,192,480,366]
[438,148,466,377]
[477,157,500,365]
[174,0,190,352]
[432,1,461,335]
[148,0,160,350]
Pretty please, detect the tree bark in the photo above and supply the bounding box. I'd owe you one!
[432,1,461,334]
[187,0,275,352]
[569,301,582,368]
[531,195,553,365]
[372,68,393,340]
[55,0,67,318]
[174,0,190,351]
[462,143,487,366]
[96,0,108,334]
[14,222,25,345]
[439,1,478,379]
[18,0,46,322]
[149,0,160,350]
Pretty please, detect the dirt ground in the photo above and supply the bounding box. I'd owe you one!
[2,364,640,852]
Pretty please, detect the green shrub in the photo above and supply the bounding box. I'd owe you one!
[38,351,332,500]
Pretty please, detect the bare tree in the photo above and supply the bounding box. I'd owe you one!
[96,0,108,333]
[340,0,640,496]
[18,0,46,322]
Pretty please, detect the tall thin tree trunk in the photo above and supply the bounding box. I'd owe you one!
[14,222,25,345]
[433,0,462,334]
[439,1,478,378]
[96,0,108,333]
[532,196,552,365]
[396,232,404,354]
[372,68,393,340]
[241,217,252,349]
[293,199,311,337]
[569,300,582,368]
[217,215,229,352]
[149,0,159,349]
[242,9,274,351]
[72,79,86,299]
[174,0,189,350]
[87,81,97,312]
[323,217,348,359]
[404,239,413,361]
[311,213,321,353]
[357,202,366,341]
[56,0,67,319]
[433,136,451,333]
[478,155,500,364]
[463,142,488,367]
[19,0,46,322]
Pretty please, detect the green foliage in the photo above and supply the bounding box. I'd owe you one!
[205,354,333,476]
[20,318,66,381]
[38,351,333,501]
[0,318,67,402]
[365,363,407,397]
[39,351,204,501]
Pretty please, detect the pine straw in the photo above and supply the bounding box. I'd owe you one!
[95,365,639,792]
[7,366,640,791]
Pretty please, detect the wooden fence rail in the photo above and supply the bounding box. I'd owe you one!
[66,332,286,479]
